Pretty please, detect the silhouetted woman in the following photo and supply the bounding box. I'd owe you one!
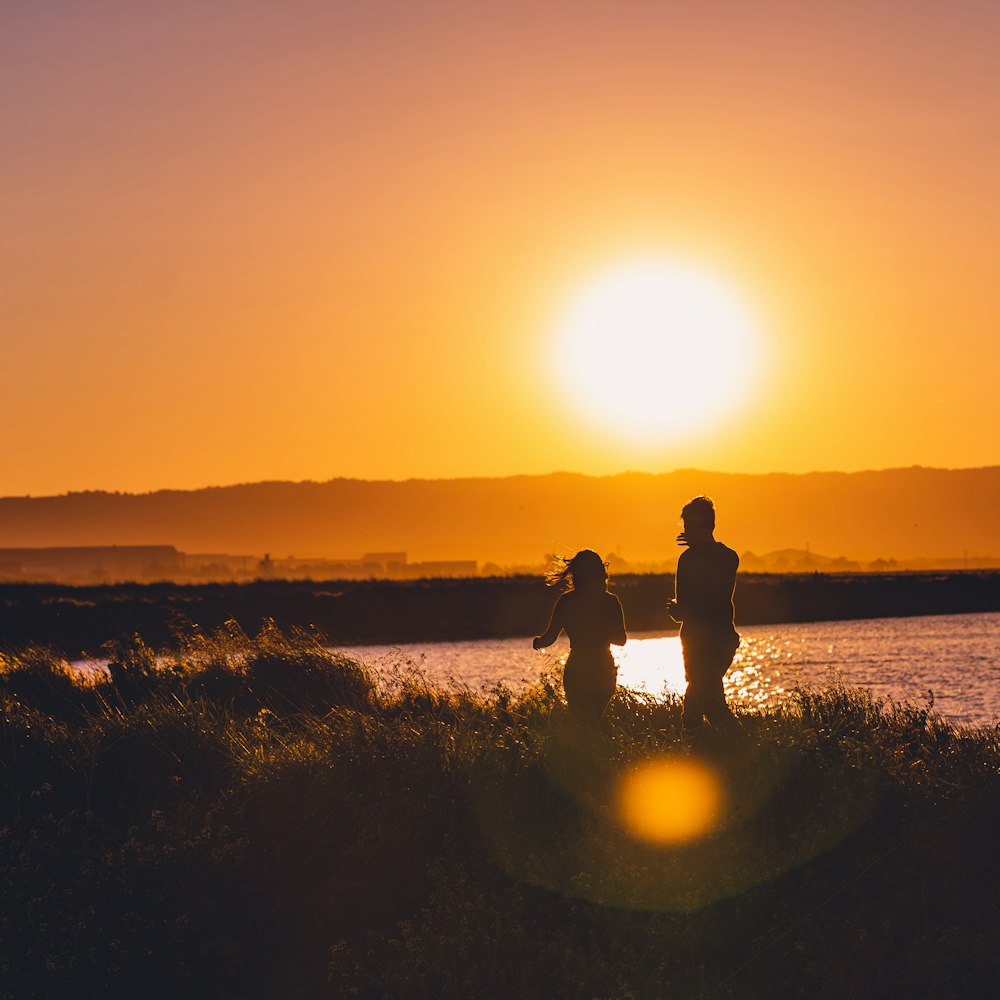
[533,549,627,726]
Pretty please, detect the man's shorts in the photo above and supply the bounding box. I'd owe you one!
[680,628,741,681]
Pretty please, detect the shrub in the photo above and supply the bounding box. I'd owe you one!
[0,626,997,998]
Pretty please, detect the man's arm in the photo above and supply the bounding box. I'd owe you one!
[610,595,627,646]
[666,551,688,622]
[725,547,739,599]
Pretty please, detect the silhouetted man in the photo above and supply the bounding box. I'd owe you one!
[666,496,741,736]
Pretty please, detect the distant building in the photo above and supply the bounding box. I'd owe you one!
[182,552,254,578]
[361,552,408,573]
[404,560,478,578]
[0,545,183,583]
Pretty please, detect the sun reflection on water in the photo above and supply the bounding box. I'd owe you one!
[726,635,790,711]
[593,634,793,712]
[612,636,686,694]
[336,612,1000,725]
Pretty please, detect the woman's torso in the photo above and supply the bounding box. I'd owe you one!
[560,590,622,649]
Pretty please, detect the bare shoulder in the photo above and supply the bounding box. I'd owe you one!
[719,542,739,566]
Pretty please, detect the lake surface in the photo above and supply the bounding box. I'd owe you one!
[336,611,1000,727]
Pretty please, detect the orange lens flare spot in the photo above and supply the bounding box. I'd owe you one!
[618,757,723,844]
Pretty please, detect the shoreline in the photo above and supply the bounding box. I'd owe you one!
[1,570,998,656]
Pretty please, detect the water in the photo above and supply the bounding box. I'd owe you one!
[336,611,1000,727]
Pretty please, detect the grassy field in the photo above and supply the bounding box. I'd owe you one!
[1,622,998,998]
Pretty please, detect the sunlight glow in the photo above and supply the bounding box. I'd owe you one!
[613,635,687,694]
[552,259,759,442]
[552,633,787,714]
[618,757,723,844]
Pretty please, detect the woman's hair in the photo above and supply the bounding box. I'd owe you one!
[545,548,608,591]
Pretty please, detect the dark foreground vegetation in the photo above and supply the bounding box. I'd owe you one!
[1,624,998,998]
[2,570,999,656]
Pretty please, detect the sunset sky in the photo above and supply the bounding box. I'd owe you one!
[4,0,999,496]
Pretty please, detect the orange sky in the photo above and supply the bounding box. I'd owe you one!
[3,0,999,495]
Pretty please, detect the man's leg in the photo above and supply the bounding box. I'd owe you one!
[681,638,706,737]
[702,673,741,731]
[682,672,709,737]
[684,641,741,735]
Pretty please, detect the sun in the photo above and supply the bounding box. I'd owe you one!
[551,259,760,442]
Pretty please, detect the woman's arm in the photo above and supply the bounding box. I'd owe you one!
[532,595,565,649]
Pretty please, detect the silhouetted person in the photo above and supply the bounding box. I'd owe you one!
[533,549,627,727]
[666,496,741,736]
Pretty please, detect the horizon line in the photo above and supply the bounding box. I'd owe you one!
[4,462,1000,502]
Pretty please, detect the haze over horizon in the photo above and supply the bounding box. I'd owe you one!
[4,460,999,502]
[3,467,999,568]
[4,1,999,497]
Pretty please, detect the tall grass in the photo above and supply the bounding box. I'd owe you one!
[1,622,997,998]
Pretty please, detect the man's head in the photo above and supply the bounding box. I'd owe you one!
[681,495,716,542]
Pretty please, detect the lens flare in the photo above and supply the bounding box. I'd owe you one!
[618,757,723,844]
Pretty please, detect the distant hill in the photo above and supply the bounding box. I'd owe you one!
[1,466,999,566]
